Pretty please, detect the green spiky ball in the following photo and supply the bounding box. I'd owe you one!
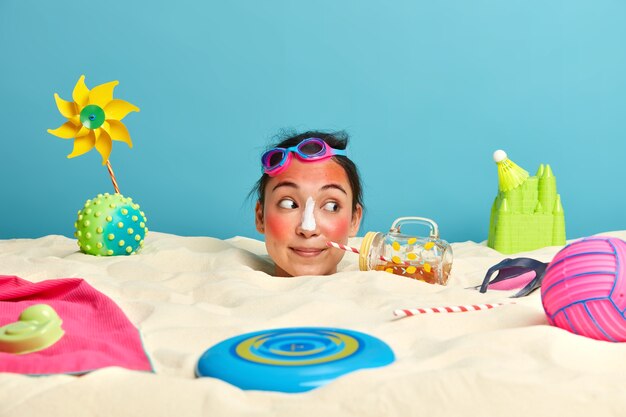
[74,193,148,256]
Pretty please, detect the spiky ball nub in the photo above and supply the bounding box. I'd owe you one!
[541,236,626,342]
[74,193,148,256]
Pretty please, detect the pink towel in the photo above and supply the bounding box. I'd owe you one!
[0,275,153,375]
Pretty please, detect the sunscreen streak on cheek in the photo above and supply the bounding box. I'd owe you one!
[301,197,316,231]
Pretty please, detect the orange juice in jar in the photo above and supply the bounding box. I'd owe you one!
[359,217,453,285]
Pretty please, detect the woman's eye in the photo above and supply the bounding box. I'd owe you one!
[278,199,298,209]
[323,202,339,212]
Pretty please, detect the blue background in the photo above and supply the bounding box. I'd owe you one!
[1,0,625,243]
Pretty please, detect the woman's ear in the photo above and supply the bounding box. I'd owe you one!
[255,201,265,234]
[349,204,363,237]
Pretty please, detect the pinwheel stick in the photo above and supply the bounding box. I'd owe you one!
[105,160,121,194]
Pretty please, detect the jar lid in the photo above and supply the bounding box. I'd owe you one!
[358,232,379,271]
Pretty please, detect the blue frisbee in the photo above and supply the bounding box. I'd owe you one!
[195,327,394,393]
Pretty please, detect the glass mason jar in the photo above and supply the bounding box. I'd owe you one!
[358,217,453,285]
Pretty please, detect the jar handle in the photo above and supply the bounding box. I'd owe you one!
[389,217,439,238]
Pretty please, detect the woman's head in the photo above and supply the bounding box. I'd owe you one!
[252,131,364,277]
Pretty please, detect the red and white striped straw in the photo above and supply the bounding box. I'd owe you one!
[325,241,405,265]
[393,302,514,319]
[106,160,121,194]
[326,241,360,254]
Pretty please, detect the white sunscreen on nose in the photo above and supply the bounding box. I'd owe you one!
[301,197,316,231]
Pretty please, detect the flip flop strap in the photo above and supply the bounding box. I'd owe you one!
[479,258,548,294]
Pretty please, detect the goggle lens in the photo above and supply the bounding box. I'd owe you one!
[264,150,286,169]
[297,139,325,156]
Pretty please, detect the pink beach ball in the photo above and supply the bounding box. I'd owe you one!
[541,236,626,342]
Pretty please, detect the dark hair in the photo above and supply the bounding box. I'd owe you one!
[251,130,364,214]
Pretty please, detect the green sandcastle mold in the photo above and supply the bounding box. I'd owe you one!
[0,304,64,354]
[488,163,566,254]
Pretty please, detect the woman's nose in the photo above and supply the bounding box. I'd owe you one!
[297,224,320,238]
[298,197,319,237]
[297,222,320,237]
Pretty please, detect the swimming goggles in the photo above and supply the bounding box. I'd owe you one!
[261,138,347,177]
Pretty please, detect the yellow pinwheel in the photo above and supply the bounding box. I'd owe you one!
[47,75,140,164]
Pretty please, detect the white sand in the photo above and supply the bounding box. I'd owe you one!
[1,231,626,417]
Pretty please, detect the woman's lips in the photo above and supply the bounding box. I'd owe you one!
[291,247,326,257]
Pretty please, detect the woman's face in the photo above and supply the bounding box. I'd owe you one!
[255,158,362,277]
